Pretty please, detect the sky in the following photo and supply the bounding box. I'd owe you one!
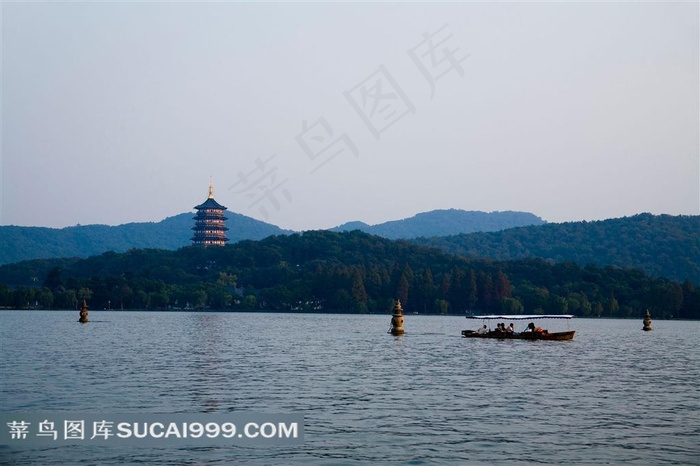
[2,1,698,231]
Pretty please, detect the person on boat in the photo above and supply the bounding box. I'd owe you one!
[526,322,545,333]
[506,323,515,334]
[476,324,488,334]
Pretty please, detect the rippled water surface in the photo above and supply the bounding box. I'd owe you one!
[1,311,699,464]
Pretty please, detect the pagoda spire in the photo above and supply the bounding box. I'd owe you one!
[208,177,214,199]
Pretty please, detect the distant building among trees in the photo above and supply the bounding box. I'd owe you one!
[191,180,229,246]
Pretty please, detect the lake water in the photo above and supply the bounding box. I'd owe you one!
[1,311,698,465]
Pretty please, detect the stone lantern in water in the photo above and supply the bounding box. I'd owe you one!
[78,300,89,324]
[642,309,652,331]
[388,300,405,336]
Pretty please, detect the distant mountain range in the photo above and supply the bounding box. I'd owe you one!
[414,213,700,283]
[0,212,291,266]
[1,210,697,283]
[0,209,543,266]
[331,209,545,239]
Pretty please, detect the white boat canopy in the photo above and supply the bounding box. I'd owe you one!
[466,315,574,320]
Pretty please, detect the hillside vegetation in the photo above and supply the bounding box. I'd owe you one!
[2,212,696,286]
[415,214,700,283]
[0,212,291,265]
[0,209,541,266]
[1,230,697,319]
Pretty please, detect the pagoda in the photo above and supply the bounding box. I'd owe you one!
[191,180,229,246]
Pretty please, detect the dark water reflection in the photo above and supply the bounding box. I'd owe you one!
[1,311,698,464]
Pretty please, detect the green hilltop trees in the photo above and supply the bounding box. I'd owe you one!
[416,213,700,283]
[0,230,698,319]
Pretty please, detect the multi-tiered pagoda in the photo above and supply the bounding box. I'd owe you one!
[191,180,229,246]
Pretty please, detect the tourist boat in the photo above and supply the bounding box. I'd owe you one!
[462,315,575,341]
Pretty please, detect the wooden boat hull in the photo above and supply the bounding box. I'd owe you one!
[461,330,575,341]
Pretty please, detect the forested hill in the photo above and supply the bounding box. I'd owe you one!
[1,230,697,319]
[2,211,696,286]
[414,214,700,283]
[0,212,292,265]
[0,209,541,266]
[331,209,544,239]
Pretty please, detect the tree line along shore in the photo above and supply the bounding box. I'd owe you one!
[0,230,697,319]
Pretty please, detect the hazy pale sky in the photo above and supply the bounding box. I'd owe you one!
[2,2,698,231]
